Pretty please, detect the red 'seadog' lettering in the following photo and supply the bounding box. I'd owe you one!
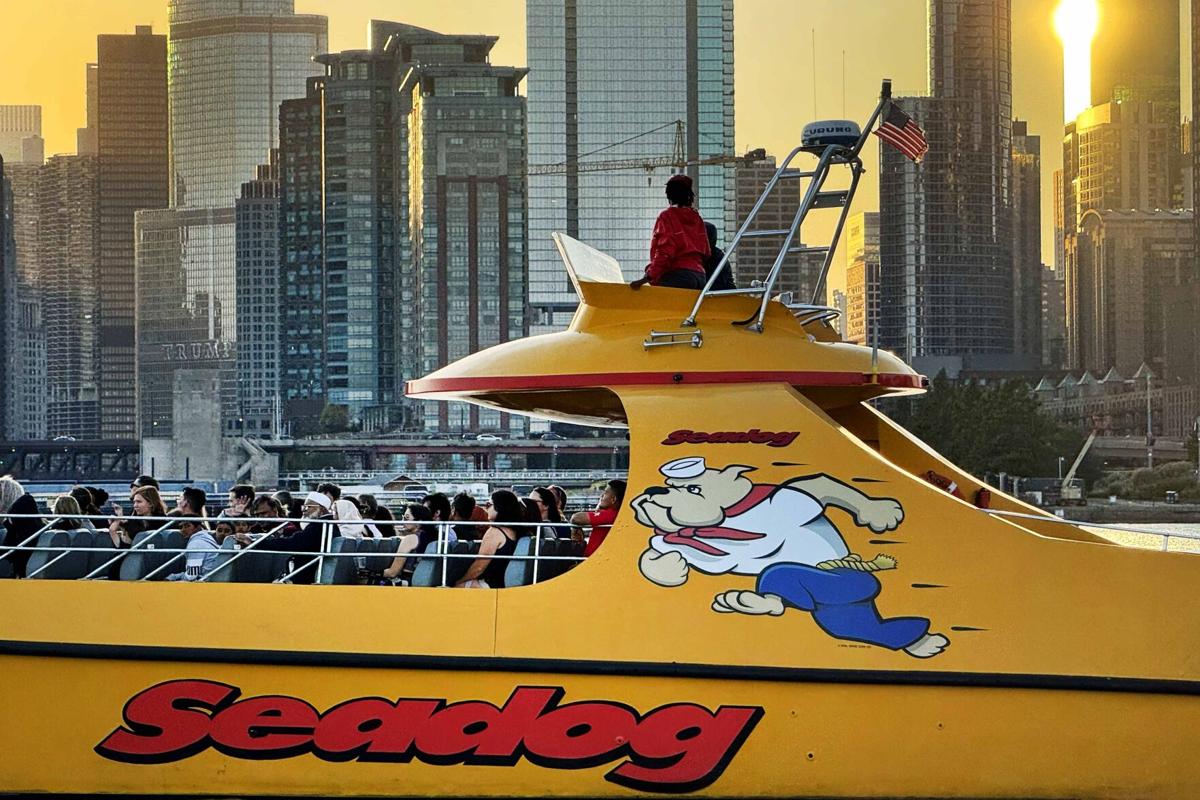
[95,680,763,793]
[661,429,799,448]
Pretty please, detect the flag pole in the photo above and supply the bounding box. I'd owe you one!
[870,80,890,384]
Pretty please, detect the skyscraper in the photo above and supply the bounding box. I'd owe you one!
[278,80,325,432]
[1062,101,1174,370]
[844,211,879,346]
[77,64,99,157]
[0,158,47,440]
[1069,210,1197,381]
[135,206,237,439]
[0,106,43,166]
[1011,120,1042,360]
[167,0,327,208]
[878,0,1013,361]
[1092,0,1178,110]
[235,152,280,437]
[526,0,734,332]
[154,0,325,440]
[39,155,101,438]
[95,26,170,440]
[402,54,529,434]
[279,23,528,432]
[734,155,826,299]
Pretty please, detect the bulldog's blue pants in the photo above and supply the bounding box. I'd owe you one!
[757,563,929,650]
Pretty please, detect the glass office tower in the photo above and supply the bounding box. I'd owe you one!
[526,0,734,332]
[167,0,327,208]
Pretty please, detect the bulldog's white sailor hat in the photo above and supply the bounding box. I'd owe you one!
[660,456,707,480]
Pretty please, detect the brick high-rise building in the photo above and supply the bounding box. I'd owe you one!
[733,155,827,301]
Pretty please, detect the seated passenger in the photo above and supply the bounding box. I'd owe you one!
[449,492,481,541]
[332,498,376,540]
[241,492,337,584]
[176,486,208,523]
[1,476,43,578]
[51,495,92,533]
[703,221,736,290]
[224,484,255,517]
[630,174,710,290]
[528,486,570,538]
[381,504,455,581]
[166,511,219,582]
[109,486,168,547]
[251,495,298,536]
[69,487,102,531]
[571,479,627,556]
[457,490,525,589]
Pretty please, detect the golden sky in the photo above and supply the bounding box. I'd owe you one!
[0,0,1095,284]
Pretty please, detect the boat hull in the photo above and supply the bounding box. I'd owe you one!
[3,646,1197,798]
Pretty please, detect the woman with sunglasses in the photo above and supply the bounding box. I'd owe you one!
[527,486,570,539]
[382,503,455,582]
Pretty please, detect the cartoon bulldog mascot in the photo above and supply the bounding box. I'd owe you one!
[632,457,949,658]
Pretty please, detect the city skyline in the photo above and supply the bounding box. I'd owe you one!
[1,0,1153,281]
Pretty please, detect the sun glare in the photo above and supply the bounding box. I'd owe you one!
[1054,0,1100,122]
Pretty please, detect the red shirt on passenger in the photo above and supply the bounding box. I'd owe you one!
[645,206,710,285]
[583,506,618,556]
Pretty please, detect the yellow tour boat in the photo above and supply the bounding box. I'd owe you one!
[1,84,1197,798]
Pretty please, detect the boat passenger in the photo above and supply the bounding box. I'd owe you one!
[630,174,710,291]
[241,492,337,585]
[548,485,569,515]
[316,482,341,506]
[165,511,219,582]
[333,498,377,540]
[109,486,168,547]
[570,479,627,556]
[251,496,297,536]
[457,490,525,589]
[359,495,396,538]
[528,486,570,538]
[213,520,236,551]
[129,475,159,492]
[224,484,255,517]
[57,494,97,534]
[381,504,454,582]
[50,496,89,533]
[703,221,736,291]
[175,487,208,525]
[422,492,452,528]
[450,492,485,541]
[70,486,102,527]
[520,498,543,528]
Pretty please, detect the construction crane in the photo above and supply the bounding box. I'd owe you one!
[527,120,768,176]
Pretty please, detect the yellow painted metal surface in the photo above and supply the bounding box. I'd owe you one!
[2,281,1198,797]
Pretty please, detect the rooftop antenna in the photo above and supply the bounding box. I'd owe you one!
[841,50,846,117]
[811,29,818,120]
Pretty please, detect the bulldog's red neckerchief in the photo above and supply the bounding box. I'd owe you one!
[659,484,778,555]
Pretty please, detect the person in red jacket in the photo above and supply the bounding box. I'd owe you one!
[631,174,710,290]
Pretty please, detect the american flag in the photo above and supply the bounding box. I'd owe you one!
[874,102,928,163]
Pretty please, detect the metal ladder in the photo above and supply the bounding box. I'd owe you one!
[644,80,893,348]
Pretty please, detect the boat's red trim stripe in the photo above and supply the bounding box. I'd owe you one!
[407,370,925,395]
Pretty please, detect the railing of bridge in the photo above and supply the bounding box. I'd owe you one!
[280,469,626,485]
[0,514,592,586]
